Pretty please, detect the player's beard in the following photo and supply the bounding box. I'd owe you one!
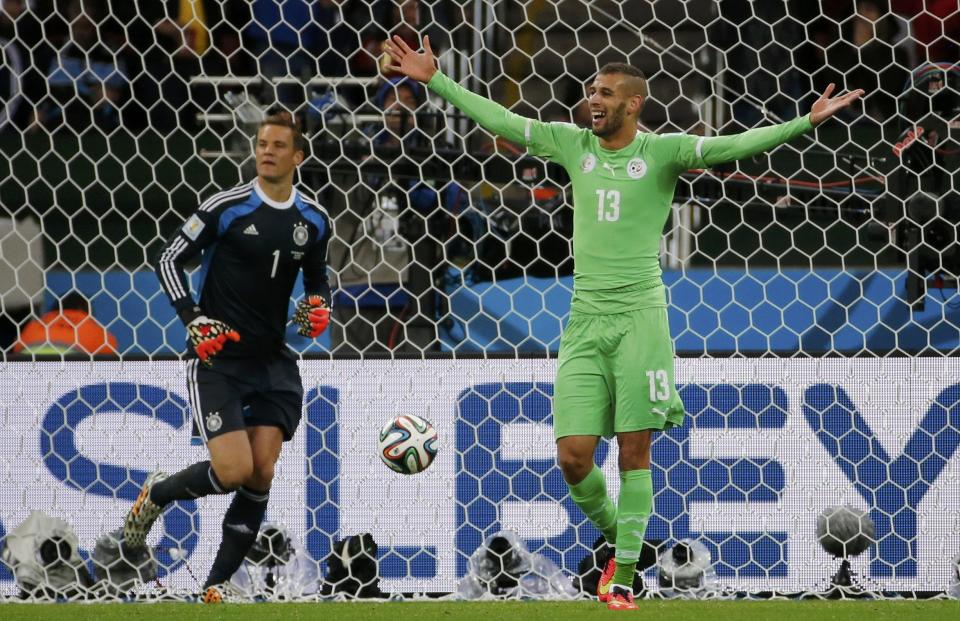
[593,102,627,138]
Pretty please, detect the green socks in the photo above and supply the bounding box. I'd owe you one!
[567,465,618,545]
[612,469,652,586]
[567,467,653,587]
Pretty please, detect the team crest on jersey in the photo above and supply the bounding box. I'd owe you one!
[627,158,648,179]
[206,411,222,432]
[293,223,309,246]
[580,153,597,173]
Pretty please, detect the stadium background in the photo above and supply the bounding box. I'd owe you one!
[1,0,959,602]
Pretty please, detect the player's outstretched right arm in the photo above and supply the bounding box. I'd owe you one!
[666,83,866,171]
[384,35,576,162]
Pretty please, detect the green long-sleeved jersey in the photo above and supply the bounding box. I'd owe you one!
[427,71,814,314]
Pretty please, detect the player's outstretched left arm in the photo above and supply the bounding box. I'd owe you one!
[808,83,866,127]
[682,83,866,169]
[382,34,438,84]
[383,35,550,153]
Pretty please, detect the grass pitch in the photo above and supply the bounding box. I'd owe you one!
[0,600,958,621]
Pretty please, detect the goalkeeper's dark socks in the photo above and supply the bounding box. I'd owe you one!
[149,460,229,506]
[203,486,270,588]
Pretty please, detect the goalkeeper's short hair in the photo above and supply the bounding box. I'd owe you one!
[257,111,307,154]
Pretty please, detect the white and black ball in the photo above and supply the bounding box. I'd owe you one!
[816,505,876,558]
[378,414,438,475]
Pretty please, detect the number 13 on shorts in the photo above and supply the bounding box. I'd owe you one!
[646,369,670,402]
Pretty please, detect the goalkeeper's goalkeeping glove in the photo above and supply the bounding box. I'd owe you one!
[293,295,330,338]
[186,315,240,365]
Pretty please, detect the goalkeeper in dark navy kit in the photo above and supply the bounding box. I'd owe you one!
[123,113,332,603]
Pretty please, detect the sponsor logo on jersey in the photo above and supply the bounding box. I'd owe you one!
[291,251,304,260]
[182,215,205,241]
[627,158,647,179]
[601,162,617,175]
[243,224,259,235]
[293,223,309,246]
[580,153,597,173]
[206,411,222,432]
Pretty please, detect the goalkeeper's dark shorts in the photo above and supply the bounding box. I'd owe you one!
[185,350,303,443]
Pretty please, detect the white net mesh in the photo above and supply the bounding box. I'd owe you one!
[1,0,959,601]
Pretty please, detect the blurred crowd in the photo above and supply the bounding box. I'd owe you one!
[0,0,956,134]
[1,0,957,354]
[718,0,958,128]
[800,0,958,121]
[0,0,463,354]
[0,0,454,133]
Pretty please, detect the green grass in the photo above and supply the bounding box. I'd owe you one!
[0,600,958,621]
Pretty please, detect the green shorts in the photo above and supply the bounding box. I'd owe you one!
[553,307,686,439]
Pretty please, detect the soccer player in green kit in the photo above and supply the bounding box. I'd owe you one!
[384,35,864,610]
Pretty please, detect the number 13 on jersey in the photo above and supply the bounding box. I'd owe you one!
[596,189,620,222]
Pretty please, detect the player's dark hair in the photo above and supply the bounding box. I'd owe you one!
[257,111,307,154]
[597,62,649,99]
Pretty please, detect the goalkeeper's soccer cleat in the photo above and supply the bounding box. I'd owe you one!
[606,585,637,611]
[597,556,616,603]
[293,295,330,338]
[187,316,240,365]
[123,471,168,549]
[202,585,224,604]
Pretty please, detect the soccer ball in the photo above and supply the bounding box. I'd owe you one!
[378,414,438,474]
[816,505,876,558]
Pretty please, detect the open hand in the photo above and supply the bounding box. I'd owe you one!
[809,83,865,127]
[187,316,240,366]
[382,35,438,83]
[293,295,330,338]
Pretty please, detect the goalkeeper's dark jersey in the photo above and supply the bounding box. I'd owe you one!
[155,180,332,358]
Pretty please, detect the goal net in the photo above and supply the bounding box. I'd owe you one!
[0,0,958,601]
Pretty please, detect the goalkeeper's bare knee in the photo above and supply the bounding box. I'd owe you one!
[211,462,252,491]
[245,464,276,492]
[208,431,255,489]
[209,453,253,491]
